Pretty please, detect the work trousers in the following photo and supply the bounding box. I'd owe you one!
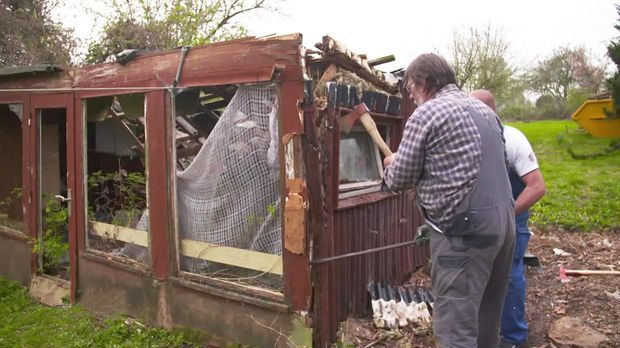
[500,213,531,345]
[430,219,515,348]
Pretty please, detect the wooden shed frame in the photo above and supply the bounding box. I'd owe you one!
[0,34,428,346]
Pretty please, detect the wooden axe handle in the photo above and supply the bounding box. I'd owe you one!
[360,112,393,157]
[565,269,620,276]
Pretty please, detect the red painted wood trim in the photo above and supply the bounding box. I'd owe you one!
[68,96,81,303]
[29,94,74,283]
[279,80,311,311]
[146,90,170,280]
[74,40,302,89]
[74,98,86,253]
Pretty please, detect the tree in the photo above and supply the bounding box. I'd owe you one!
[607,4,620,117]
[527,46,608,118]
[449,24,516,106]
[85,0,273,64]
[0,0,75,67]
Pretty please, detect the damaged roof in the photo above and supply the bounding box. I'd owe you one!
[0,65,63,77]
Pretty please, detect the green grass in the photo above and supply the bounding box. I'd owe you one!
[0,276,202,348]
[507,120,620,232]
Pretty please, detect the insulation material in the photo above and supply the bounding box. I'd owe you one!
[176,83,281,271]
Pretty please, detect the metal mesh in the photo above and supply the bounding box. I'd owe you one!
[176,83,281,272]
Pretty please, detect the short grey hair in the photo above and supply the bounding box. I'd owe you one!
[404,53,457,96]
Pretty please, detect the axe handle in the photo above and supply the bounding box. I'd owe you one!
[565,269,620,276]
[360,112,393,157]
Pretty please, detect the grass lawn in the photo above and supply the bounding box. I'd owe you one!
[0,276,205,348]
[507,120,620,232]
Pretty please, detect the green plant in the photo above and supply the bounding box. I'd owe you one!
[31,196,69,275]
[0,187,22,211]
[0,276,202,347]
[0,187,24,230]
[88,169,146,226]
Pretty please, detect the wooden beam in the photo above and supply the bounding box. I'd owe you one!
[90,221,149,246]
[89,220,283,275]
[180,239,283,275]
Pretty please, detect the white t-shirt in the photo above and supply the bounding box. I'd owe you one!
[504,125,539,177]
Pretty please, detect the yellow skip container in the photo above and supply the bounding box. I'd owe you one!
[571,98,620,138]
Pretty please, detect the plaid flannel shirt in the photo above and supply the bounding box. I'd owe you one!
[384,84,497,230]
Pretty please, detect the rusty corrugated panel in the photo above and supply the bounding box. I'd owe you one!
[332,192,428,320]
[312,96,428,346]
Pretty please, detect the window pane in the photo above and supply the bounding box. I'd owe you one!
[0,104,23,232]
[339,131,381,183]
[84,94,149,264]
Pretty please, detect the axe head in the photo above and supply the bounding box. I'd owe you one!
[339,102,370,134]
[559,265,570,283]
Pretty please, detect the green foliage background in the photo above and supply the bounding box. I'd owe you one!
[509,120,620,232]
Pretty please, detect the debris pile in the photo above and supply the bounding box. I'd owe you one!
[368,282,434,329]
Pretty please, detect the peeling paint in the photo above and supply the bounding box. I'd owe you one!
[284,192,306,255]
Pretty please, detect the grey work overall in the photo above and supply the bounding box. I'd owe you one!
[430,104,515,348]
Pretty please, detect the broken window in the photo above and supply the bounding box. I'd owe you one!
[37,107,69,278]
[0,104,23,233]
[338,126,384,199]
[172,83,282,291]
[83,94,149,264]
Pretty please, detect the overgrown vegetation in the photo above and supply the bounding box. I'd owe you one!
[509,120,620,232]
[0,276,202,348]
[31,196,69,276]
[88,170,147,225]
[0,187,23,230]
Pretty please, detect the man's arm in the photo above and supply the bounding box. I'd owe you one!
[514,169,546,216]
[383,114,430,190]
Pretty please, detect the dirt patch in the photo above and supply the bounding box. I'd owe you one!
[340,229,620,347]
[525,229,619,347]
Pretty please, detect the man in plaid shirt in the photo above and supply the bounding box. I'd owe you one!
[384,53,515,348]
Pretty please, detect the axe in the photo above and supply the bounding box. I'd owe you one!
[559,265,620,283]
[340,102,393,157]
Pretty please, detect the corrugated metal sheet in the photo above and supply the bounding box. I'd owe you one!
[333,192,428,320]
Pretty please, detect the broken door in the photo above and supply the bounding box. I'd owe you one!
[30,94,75,287]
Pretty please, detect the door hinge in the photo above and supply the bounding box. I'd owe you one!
[28,118,31,127]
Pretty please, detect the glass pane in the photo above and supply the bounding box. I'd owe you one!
[0,104,23,232]
[339,131,381,183]
[173,83,282,291]
[84,94,149,264]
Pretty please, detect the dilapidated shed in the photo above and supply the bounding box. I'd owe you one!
[0,33,428,346]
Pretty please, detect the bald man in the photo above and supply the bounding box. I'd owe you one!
[471,89,546,348]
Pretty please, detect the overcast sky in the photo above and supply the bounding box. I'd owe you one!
[57,0,618,71]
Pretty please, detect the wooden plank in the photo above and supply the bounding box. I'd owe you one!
[89,221,283,275]
[146,90,170,280]
[280,80,311,311]
[180,239,283,275]
[90,221,149,246]
[73,38,303,89]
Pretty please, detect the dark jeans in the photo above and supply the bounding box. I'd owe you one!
[500,213,530,345]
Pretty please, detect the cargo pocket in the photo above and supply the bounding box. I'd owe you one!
[436,255,469,298]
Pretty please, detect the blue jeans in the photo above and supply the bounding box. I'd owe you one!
[500,212,530,345]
